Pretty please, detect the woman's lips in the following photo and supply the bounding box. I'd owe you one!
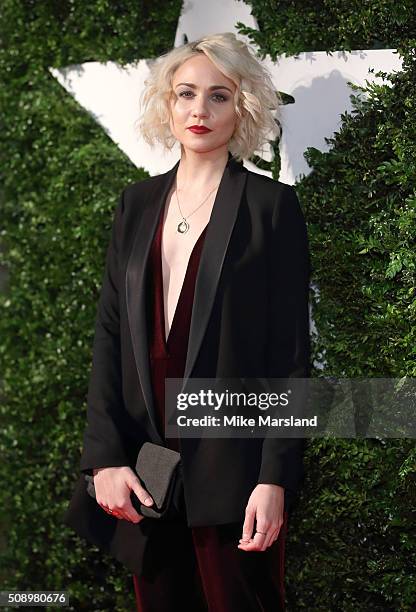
[188,126,212,134]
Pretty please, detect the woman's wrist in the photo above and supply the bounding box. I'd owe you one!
[92,466,129,476]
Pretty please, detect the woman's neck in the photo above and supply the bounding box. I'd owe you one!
[176,149,230,192]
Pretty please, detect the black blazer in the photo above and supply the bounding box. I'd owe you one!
[63,152,311,575]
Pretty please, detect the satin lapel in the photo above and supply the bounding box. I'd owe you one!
[125,153,248,439]
[182,156,248,386]
[125,160,180,441]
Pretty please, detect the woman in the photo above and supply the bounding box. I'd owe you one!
[64,32,310,611]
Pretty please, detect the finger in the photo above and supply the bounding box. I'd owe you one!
[253,519,270,551]
[254,522,273,550]
[110,510,123,519]
[98,495,137,522]
[255,530,269,551]
[100,498,134,522]
[240,507,255,542]
[101,505,123,519]
[238,531,267,552]
[257,518,282,550]
[262,528,277,550]
[238,531,266,551]
[118,512,144,523]
[130,480,154,507]
[123,503,145,523]
[264,526,279,549]
[238,518,282,551]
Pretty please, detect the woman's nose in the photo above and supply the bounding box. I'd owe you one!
[191,98,209,117]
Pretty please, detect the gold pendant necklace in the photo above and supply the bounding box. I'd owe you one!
[175,178,219,234]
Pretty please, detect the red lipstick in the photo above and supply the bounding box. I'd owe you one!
[188,125,212,134]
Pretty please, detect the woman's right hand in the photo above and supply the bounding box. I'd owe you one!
[93,466,154,523]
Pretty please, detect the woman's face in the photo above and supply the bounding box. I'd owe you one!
[169,54,239,156]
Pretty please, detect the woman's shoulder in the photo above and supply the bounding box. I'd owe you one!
[245,167,297,207]
[119,170,169,217]
[246,166,295,190]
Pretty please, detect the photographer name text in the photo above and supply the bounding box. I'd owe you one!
[175,414,317,428]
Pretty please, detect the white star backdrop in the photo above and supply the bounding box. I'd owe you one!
[49,0,402,183]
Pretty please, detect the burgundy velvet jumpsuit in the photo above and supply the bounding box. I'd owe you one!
[132,202,289,612]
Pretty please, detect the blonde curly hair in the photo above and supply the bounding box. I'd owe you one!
[135,32,282,162]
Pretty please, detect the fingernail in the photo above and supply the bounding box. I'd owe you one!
[144,497,153,506]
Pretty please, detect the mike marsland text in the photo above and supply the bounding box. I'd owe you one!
[176,414,318,428]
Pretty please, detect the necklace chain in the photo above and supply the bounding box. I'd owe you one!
[175,177,219,234]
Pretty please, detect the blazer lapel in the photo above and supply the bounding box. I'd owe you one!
[125,153,248,438]
[125,160,179,442]
[182,157,247,385]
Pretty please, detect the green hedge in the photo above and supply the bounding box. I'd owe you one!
[239,0,416,56]
[285,44,416,609]
[245,3,416,608]
[0,2,182,610]
[0,1,415,610]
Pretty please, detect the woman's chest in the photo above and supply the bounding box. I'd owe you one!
[160,197,212,336]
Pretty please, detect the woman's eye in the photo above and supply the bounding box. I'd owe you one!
[178,91,227,102]
[213,93,227,102]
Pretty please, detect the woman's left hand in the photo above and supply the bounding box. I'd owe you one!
[237,484,284,552]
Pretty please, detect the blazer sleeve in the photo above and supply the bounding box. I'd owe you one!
[257,184,311,494]
[79,189,131,476]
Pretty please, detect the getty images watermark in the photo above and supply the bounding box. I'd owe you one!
[164,377,416,439]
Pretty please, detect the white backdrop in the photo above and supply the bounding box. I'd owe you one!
[50,0,402,183]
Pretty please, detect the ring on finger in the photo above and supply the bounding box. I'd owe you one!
[109,509,121,517]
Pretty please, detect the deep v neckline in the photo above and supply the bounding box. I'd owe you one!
[159,223,208,350]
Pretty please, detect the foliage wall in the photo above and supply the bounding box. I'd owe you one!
[0,1,415,610]
[242,2,416,609]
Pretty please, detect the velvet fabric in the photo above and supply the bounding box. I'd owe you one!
[132,203,288,611]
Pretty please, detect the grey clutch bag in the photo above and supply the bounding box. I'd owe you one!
[85,442,182,519]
